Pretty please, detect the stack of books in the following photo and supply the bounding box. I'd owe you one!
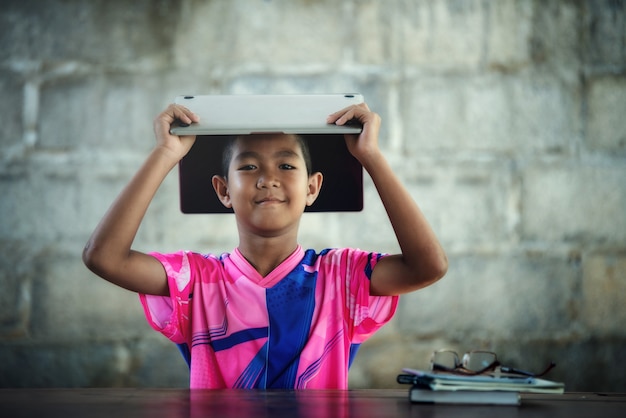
[397,368,565,406]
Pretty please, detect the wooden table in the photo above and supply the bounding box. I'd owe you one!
[1,389,625,417]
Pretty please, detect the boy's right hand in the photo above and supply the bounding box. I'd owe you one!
[153,104,200,161]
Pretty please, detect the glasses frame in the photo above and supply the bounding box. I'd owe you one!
[430,349,556,378]
[430,349,500,375]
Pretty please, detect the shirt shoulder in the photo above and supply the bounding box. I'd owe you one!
[303,248,386,279]
[150,250,231,290]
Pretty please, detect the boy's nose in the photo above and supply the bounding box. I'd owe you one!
[256,173,280,188]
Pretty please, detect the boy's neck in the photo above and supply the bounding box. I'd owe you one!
[237,236,300,277]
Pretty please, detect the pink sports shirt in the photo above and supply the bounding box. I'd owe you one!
[139,246,398,389]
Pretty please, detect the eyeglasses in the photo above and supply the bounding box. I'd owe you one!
[430,349,556,377]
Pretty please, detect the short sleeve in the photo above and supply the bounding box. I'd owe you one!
[138,251,194,345]
[349,250,398,343]
[322,248,399,343]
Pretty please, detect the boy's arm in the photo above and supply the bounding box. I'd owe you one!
[82,104,199,296]
[328,103,448,296]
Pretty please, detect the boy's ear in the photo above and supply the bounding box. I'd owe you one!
[306,172,323,207]
[211,175,232,208]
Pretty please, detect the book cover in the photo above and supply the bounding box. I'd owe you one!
[409,386,521,405]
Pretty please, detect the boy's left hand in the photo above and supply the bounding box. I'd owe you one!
[327,102,382,166]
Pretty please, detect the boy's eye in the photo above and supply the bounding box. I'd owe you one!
[237,164,257,171]
[279,164,296,170]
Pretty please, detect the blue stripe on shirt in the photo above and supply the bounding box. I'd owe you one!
[264,252,318,388]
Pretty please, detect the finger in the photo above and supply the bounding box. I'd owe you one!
[328,102,369,115]
[328,108,359,126]
[165,104,199,125]
[327,103,370,125]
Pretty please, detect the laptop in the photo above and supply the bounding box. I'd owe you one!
[172,94,365,213]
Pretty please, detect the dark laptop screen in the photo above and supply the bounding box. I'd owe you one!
[179,134,363,213]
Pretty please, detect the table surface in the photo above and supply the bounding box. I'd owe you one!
[1,388,625,418]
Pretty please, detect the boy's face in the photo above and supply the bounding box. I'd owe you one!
[213,134,322,237]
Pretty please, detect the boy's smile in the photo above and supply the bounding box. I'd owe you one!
[256,195,285,205]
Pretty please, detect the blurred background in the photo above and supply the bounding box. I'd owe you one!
[1,0,625,391]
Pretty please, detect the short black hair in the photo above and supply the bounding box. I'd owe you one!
[221,134,312,177]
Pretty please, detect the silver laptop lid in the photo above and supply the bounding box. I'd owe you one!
[170,93,364,135]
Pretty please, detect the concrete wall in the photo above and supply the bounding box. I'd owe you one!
[1,0,625,391]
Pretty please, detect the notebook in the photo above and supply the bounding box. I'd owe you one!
[173,94,365,213]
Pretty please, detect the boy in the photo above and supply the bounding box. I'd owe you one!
[83,101,448,389]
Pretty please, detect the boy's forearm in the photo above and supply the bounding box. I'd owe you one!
[364,154,448,287]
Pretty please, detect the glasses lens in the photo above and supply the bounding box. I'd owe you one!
[463,351,497,372]
[432,350,459,370]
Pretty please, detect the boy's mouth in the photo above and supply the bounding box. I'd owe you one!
[256,195,285,205]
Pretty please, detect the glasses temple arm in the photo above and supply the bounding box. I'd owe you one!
[500,361,556,377]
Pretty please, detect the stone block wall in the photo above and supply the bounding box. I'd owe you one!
[1,0,625,391]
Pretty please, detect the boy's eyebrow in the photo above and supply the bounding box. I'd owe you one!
[233,149,301,161]
[232,150,261,162]
[273,149,301,159]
